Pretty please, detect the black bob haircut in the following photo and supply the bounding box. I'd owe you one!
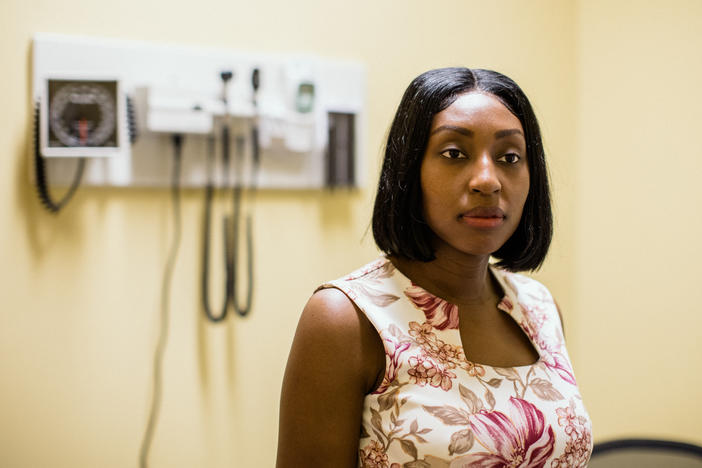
[372,67,552,272]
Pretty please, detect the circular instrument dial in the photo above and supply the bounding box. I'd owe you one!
[48,81,117,147]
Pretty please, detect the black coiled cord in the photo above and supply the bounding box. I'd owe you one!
[127,96,138,144]
[33,101,86,213]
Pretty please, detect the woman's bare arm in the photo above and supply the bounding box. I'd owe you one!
[277,288,385,467]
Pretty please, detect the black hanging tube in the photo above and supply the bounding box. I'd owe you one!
[231,134,255,317]
[201,135,231,323]
[201,68,259,321]
[230,69,260,317]
[201,71,237,323]
[33,101,86,213]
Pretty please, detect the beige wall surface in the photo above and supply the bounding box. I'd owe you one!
[574,0,702,444]
[0,1,699,467]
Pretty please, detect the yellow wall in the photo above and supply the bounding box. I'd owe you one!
[574,0,702,444]
[0,1,699,467]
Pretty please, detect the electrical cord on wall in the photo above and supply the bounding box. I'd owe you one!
[139,134,183,468]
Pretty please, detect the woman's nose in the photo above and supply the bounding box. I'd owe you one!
[468,156,501,194]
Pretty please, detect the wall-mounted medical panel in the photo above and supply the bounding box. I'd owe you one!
[32,33,366,189]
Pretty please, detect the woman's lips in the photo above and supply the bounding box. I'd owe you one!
[460,206,505,228]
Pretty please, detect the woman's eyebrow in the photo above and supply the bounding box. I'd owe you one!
[430,126,524,139]
[430,125,474,137]
[494,128,524,139]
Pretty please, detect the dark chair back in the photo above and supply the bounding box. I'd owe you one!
[589,439,702,468]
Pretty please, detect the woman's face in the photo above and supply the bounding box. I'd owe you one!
[420,91,530,258]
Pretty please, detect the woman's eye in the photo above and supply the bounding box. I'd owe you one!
[440,148,465,159]
[498,153,521,164]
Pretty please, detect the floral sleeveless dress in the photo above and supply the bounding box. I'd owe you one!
[320,257,592,468]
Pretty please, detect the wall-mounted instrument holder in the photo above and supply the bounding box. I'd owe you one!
[31,33,366,191]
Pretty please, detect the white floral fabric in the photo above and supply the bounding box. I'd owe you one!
[321,257,592,468]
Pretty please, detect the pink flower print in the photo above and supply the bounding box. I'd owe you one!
[450,397,555,468]
[518,318,539,346]
[373,334,411,394]
[408,321,437,347]
[408,321,466,372]
[463,361,486,377]
[518,309,575,386]
[519,302,547,335]
[407,354,456,391]
[359,440,389,468]
[556,406,577,435]
[433,367,456,391]
[551,402,592,468]
[541,351,577,386]
[498,297,514,312]
[405,284,459,330]
[436,342,462,366]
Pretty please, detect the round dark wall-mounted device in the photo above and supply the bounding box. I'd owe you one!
[40,77,125,158]
[48,80,118,148]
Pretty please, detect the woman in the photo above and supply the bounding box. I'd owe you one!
[277,68,592,467]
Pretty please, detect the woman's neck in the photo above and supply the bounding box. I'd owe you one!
[390,245,500,307]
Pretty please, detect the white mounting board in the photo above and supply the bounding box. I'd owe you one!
[32,33,366,189]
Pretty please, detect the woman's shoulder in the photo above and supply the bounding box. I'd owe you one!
[303,287,360,330]
[295,262,387,393]
[278,265,387,466]
[302,256,394,349]
[314,256,401,311]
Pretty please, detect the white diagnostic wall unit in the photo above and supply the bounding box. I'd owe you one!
[32,33,366,189]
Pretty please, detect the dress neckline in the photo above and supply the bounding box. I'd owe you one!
[382,256,542,371]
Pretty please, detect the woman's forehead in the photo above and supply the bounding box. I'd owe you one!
[432,92,523,132]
